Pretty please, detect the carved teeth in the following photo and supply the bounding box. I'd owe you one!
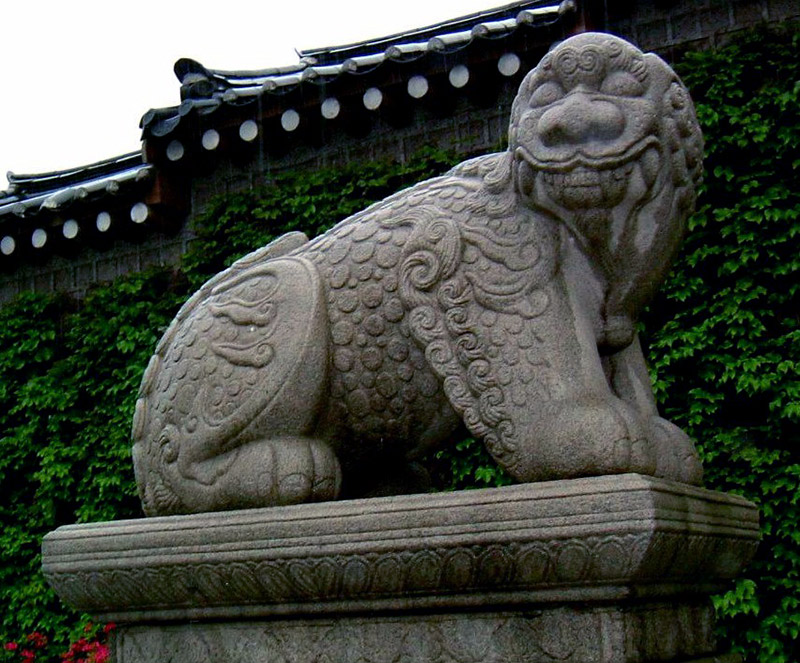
[571,170,601,187]
[614,164,633,181]
[541,164,628,189]
[538,161,637,210]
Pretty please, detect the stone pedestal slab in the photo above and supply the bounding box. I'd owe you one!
[42,474,759,662]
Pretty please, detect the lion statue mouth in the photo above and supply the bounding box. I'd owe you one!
[516,138,662,212]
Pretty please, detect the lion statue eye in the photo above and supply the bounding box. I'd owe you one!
[529,81,565,108]
[600,71,645,97]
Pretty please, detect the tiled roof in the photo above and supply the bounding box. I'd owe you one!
[142,0,573,146]
[0,0,574,262]
[302,0,570,63]
[1,153,149,214]
[0,153,155,258]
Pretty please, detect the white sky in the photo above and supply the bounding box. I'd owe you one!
[0,0,503,188]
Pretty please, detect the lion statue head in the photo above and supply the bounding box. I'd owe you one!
[508,32,703,340]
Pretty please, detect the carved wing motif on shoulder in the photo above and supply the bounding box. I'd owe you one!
[151,231,309,361]
[133,236,329,514]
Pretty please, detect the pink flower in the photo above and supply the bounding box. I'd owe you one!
[91,643,110,663]
[26,633,48,649]
[4,642,18,651]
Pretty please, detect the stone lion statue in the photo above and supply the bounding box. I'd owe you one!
[133,33,705,516]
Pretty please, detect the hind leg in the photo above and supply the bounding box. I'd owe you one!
[218,436,342,507]
[141,436,342,515]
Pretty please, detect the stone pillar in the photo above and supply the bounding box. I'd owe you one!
[43,474,757,663]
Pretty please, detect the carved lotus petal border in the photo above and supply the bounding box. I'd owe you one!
[42,474,759,621]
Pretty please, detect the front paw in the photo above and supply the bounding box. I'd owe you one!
[508,399,656,481]
[646,416,703,485]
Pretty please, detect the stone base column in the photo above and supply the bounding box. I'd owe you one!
[42,474,759,663]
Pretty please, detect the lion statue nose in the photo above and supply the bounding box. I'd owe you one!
[538,93,626,147]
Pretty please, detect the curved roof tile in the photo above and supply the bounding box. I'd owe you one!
[143,0,567,140]
[0,153,151,220]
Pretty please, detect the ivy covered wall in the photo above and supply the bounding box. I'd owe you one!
[0,26,797,663]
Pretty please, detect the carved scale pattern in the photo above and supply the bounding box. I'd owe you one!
[300,153,560,469]
[303,194,447,454]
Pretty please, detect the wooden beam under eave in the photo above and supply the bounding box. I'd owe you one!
[145,170,190,223]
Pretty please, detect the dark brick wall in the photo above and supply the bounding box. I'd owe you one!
[0,231,189,303]
[609,0,799,57]
[2,0,797,305]
[188,93,515,215]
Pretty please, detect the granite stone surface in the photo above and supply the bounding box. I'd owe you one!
[42,474,758,621]
[110,605,737,663]
[42,475,758,662]
[131,33,706,516]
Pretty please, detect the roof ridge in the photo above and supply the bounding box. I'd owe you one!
[6,152,144,195]
[299,0,556,63]
[177,0,562,85]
